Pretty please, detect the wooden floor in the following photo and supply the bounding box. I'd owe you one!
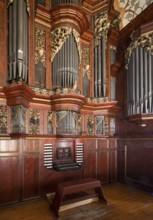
[0,182,153,220]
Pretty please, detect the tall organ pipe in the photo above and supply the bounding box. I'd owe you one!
[94,46,98,97]
[8,0,28,83]
[132,51,136,115]
[144,49,148,113]
[98,39,102,97]
[140,47,144,113]
[102,35,106,97]
[148,53,152,112]
[135,47,140,114]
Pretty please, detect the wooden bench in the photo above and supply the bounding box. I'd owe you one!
[50,178,108,217]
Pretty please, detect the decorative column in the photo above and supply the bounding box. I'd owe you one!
[7,0,30,83]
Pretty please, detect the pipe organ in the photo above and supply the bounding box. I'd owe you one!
[126,32,153,116]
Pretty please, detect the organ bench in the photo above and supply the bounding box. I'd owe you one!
[50,178,108,217]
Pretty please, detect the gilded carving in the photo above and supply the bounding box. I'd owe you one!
[125,31,153,69]
[47,111,53,134]
[35,28,46,67]
[87,97,109,103]
[87,115,94,135]
[82,47,90,79]
[0,106,8,134]
[94,12,110,46]
[51,27,81,62]
[29,109,40,134]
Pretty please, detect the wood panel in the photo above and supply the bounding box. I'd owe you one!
[0,139,20,205]
[23,155,40,200]
[97,139,109,183]
[22,139,40,200]
[109,138,117,182]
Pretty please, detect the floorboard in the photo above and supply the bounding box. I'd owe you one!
[0,182,153,220]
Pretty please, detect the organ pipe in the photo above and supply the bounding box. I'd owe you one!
[94,46,98,97]
[144,50,148,113]
[98,39,102,97]
[148,53,152,113]
[140,47,144,114]
[135,47,140,114]
[8,0,29,83]
[102,35,106,97]
[132,51,136,115]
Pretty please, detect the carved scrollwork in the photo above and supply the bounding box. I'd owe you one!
[50,27,81,62]
[125,31,153,69]
[94,12,110,47]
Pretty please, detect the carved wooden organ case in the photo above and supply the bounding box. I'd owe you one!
[2,1,121,140]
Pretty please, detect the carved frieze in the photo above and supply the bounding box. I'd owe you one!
[29,109,40,134]
[0,106,8,134]
[87,97,109,103]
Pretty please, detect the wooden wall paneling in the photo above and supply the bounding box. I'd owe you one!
[0,140,20,205]
[117,140,126,183]
[22,139,40,200]
[97,139,109,184]
[84,139,97,179]
[109,138,117,182]
[125,140,153,189]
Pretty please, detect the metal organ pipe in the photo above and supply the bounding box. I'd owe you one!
[140,47,144,114]
[8,5,13,80]
[144,49,148,113]
[135,47,140,114]
[102,35,106,97]
[132,51,136,115]
[94,46,98,97]
[148,53,152,112]
[8,0,28,83]
[12,1,17,79]
[98,39,102,97]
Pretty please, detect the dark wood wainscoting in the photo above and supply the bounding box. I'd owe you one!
[0,137,117,206]
[117,138,153,192]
